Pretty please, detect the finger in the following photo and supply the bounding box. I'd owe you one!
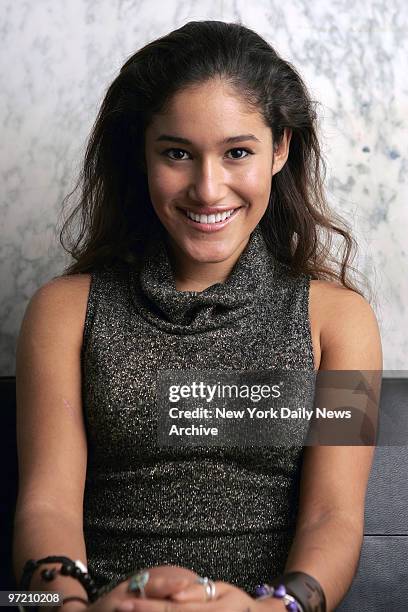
[171,580,226,602]
[115,602,135,612]
[144,576,193,599]
[124,573,192,599]
[169,583,209,602]
[115,599,218,612]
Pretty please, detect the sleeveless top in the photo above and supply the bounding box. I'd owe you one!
[80,223,315,595]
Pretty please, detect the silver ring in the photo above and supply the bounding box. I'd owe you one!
[128,570,150,598]
[195,576,216,600]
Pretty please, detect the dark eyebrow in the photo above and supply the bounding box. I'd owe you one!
[155,133,261,145]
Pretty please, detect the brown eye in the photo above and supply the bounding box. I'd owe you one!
[162,148,190,160]
[227,148,253,159]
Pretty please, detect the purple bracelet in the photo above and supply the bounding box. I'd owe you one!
[254,583,304,612]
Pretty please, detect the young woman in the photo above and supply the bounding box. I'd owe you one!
[13,20,382,612]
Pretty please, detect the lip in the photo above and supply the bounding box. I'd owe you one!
[178,206,243,233]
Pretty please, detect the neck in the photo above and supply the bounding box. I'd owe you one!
[165,235,249,293]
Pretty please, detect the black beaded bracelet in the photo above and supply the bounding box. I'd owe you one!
[19,556,99,604]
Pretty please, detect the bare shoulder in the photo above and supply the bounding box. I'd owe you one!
[309,278,377,331]
[25,273,92,347]
[40,272,92,295]
[310,278,366,316]
[309,279,382,370]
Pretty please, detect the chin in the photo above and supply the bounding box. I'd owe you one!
[162,214,250,261]
[181,238,238,263]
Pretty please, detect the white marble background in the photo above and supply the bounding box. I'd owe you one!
[1,0,407,375]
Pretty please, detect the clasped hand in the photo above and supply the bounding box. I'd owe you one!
[77,564,284,612]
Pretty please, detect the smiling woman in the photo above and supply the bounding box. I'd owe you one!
[143,78,289,290]
[13,19,381,612]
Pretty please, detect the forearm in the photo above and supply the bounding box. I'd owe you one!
[283,511,363,611]
[13,507,89,611]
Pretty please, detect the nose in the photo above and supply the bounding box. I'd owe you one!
[187,158,228,205]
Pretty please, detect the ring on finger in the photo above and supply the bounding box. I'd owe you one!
[195,576,216,601]
[128,570,150,598]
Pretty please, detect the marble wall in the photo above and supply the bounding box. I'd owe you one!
[1,0,407,375]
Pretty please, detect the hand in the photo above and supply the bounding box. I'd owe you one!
[79,565,200,612]
[113,578,287,611]
[171,580,287,611]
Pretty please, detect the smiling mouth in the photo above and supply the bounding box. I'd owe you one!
[179,207,243,225]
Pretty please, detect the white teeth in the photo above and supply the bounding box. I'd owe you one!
[186,209,237,224]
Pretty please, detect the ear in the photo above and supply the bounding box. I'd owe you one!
[272,128,292,176]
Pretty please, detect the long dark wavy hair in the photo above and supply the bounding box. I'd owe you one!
[57,20,368,297]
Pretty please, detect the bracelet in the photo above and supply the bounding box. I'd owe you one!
[19,556,98,603]
[254,583,304,612]
[254,571,326,612]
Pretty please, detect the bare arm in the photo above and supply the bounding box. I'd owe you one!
[13,275,92,611]
[284,286,383,611]
[13,511,88,609]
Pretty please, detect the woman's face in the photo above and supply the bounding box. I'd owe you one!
[144,78,291,284]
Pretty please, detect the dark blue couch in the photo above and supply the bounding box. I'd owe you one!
[1,377,407,610]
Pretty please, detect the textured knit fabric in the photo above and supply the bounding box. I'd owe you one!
[80,223,315,596]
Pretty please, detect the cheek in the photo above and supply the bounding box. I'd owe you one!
[147,167,181,206]
[239,167,271,202]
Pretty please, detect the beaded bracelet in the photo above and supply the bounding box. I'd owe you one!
[19,556,99,605]
[254,571,326,612]
[254,583,304,612]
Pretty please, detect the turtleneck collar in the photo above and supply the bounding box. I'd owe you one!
[128,224,275,334]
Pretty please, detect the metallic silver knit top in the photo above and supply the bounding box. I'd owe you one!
[80,223,315,595]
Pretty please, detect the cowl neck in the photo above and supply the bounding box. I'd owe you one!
[129,224,275,335]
